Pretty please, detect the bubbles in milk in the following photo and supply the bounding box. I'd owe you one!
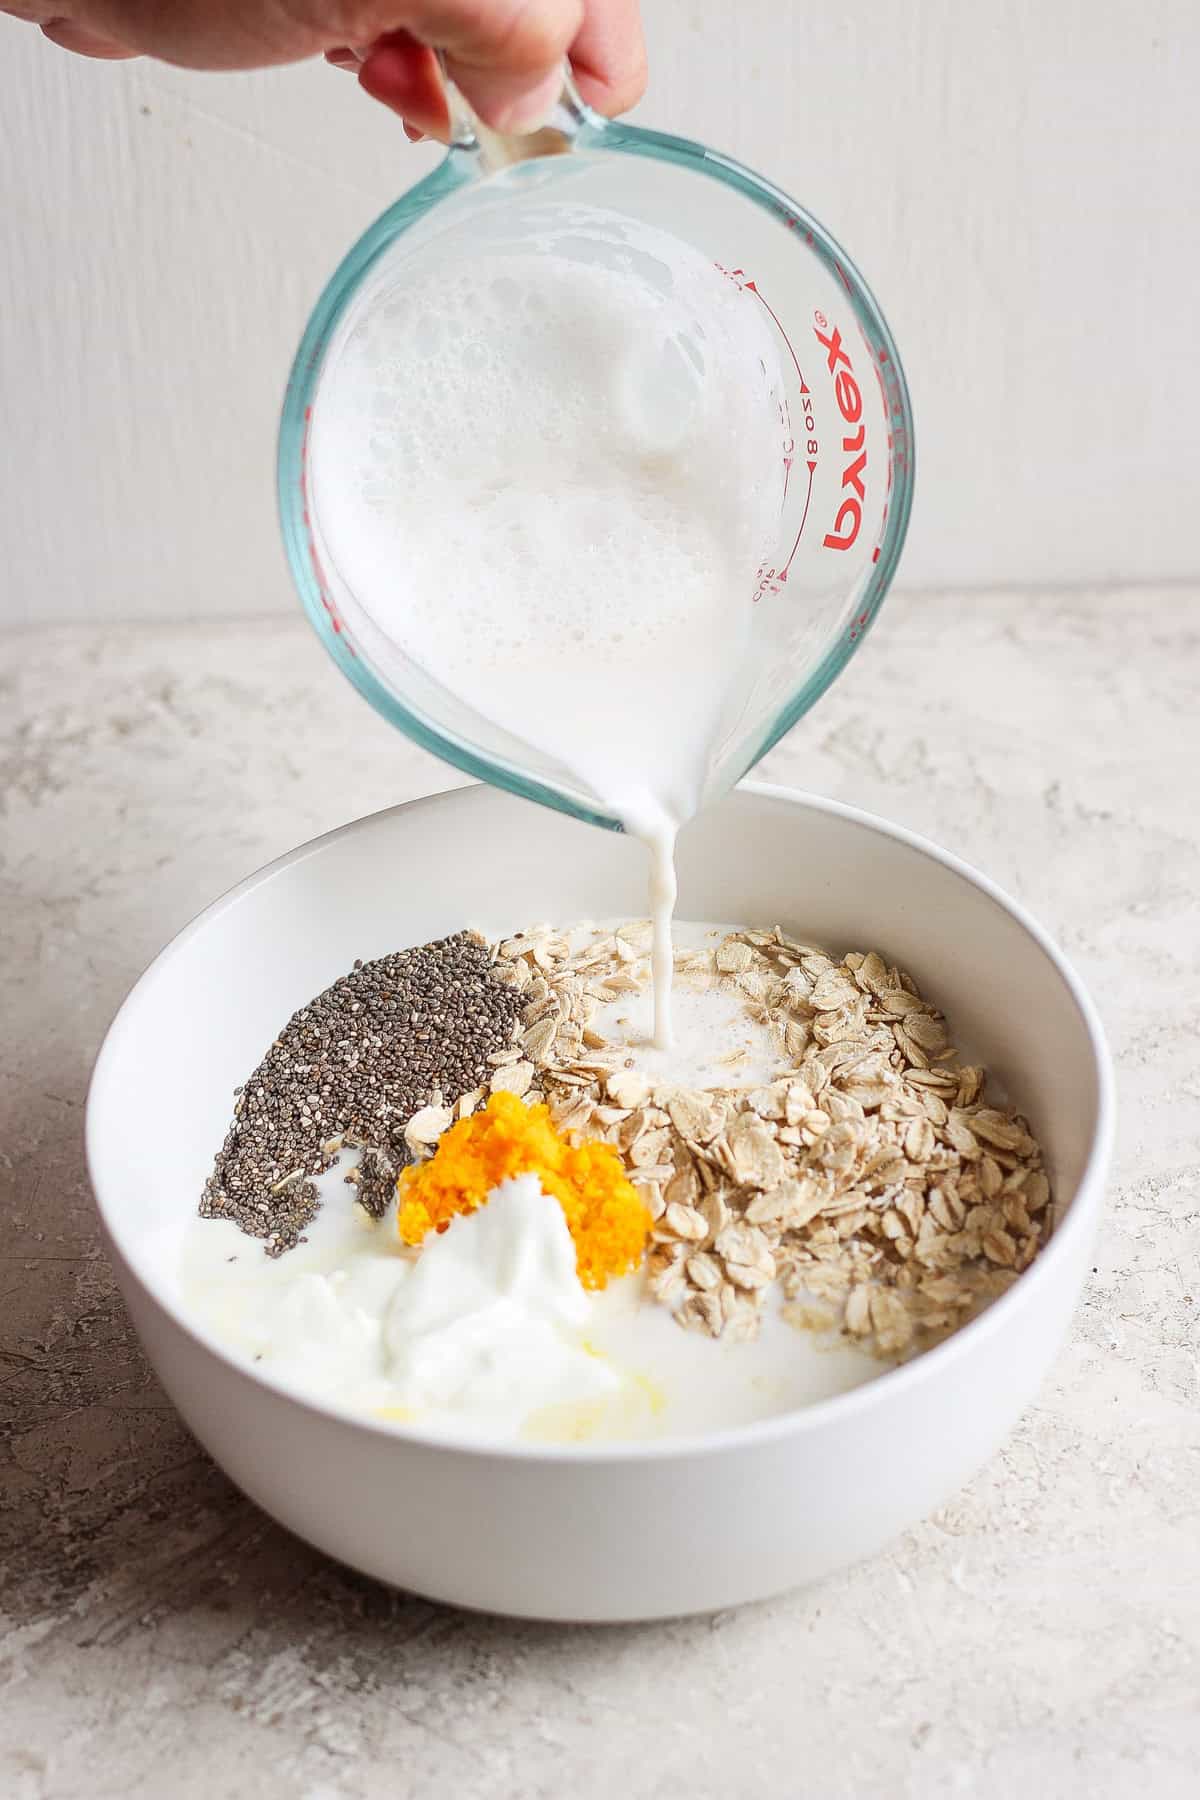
[310,202,786,1042]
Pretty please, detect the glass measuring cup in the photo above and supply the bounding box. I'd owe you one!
[278,75,915,832]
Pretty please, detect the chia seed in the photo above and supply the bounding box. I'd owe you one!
[199,931,522,1254]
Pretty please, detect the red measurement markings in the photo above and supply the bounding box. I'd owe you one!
[779,395,795,500]
[718,264,820,594]
[772,205,817,257]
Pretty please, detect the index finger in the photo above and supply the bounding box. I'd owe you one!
[569,0,646,117]
[394,0,583,130]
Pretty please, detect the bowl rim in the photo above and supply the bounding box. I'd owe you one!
[86,780,1115,1465]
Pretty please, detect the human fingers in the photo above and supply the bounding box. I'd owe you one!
[568,0,645,117]
[356,0,644,141]
[377,0,584,131]
[0,4,136,56]
[356,31,449,139]
[39,17,136,56]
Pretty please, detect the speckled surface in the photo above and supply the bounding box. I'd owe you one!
[2,591,1197,1798]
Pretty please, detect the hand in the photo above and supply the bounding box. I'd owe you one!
[5,1,647,135]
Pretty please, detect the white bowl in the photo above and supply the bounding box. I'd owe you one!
[86,784,1113,1621]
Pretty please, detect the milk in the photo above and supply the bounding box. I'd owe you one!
[183,1187,886,1444]
[181,972,888,1446]
[181,922,893,1443]
[309,202,785,1045]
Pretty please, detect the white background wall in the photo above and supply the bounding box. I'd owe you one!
[1,0,1197,627]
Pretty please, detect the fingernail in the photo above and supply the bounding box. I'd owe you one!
[403,123,426,143]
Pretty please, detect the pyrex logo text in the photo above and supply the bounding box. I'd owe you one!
[815,319,867,552]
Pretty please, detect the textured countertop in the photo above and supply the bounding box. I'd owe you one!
[2,589,1197,1798]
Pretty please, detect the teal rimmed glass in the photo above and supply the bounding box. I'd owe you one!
[278,82,914,834]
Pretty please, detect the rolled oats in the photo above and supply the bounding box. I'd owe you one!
[494,922,1053,1361]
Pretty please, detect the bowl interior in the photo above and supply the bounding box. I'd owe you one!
[88,784,1106,1412]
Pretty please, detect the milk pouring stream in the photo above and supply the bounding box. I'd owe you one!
[310,204,786,1043]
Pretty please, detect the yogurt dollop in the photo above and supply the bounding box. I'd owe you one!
[203,1174,620,1431]
[383,1174,618,1417]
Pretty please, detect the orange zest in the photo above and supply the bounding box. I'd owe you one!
[396,1091,651,1289]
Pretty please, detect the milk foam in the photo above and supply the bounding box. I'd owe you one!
[310,203,785,1044]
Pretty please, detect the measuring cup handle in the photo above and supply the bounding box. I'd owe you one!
[435,55,596,172]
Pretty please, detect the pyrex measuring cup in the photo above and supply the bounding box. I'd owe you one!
[278,76,914,832]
